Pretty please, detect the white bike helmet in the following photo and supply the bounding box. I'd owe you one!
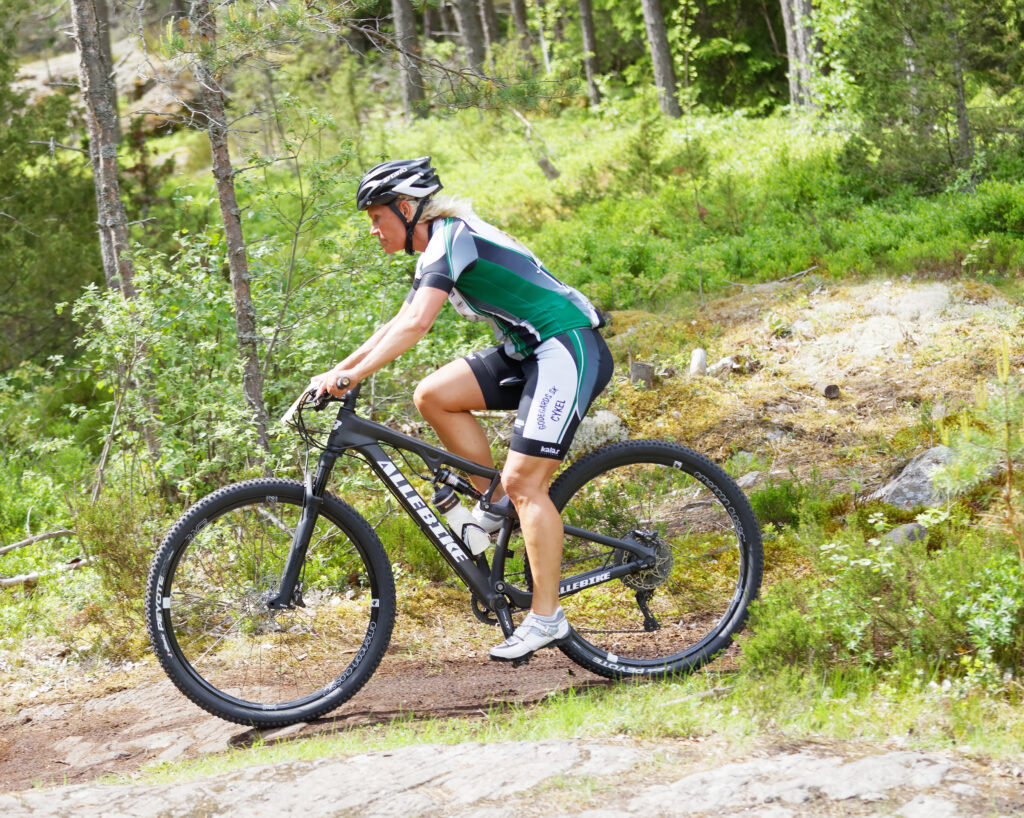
[356,156,442,210]
[356,157,442,255]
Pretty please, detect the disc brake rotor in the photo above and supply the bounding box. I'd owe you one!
[614,530,674,591]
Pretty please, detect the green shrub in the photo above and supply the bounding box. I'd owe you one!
[748,472,840,530]
[748,479,807,528]
[70,482,168,656]
[962,180,1024,237]
[741,526,1024,678]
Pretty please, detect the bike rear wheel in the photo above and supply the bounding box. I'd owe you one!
[145,478,395,727]
[551,440,763,679]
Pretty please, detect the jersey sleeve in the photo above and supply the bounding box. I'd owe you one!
[413,218,478,294]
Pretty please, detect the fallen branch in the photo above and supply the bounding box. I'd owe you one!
[0,557,93,589]
[778,264,819,283]
[0,529,76,557]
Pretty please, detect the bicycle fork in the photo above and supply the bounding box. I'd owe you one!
[267,451,336,609]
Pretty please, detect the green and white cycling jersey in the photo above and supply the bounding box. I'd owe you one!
[408,215,602,358]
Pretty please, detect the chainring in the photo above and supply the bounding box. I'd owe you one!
[470,593,498,626]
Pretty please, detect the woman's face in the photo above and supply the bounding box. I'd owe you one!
[367,202,410,254]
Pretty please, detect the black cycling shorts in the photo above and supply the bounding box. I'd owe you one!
[465,327,613,460]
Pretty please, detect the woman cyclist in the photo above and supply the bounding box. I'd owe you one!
[313,157,612,662]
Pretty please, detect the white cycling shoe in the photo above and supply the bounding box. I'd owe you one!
[490,609,570,663]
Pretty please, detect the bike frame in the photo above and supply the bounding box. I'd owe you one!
[271,389,656,638]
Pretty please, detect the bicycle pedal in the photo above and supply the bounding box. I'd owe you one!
[510,655,532,668]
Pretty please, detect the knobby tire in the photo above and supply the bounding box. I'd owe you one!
[549,440,763,679]
[145,478,395,728]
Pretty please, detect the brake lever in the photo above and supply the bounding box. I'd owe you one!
[280,377,352,424]
[280,388,316,425]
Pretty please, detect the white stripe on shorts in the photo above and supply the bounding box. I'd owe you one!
[519,335,581,447]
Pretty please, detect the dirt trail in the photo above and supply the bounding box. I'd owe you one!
[0,651,605,792]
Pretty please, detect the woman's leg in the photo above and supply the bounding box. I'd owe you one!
[413,358,495,493]
[500,450,563,616]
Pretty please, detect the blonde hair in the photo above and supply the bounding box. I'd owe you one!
[419,194,476,222]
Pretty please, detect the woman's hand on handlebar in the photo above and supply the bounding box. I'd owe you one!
[310,366,360,402]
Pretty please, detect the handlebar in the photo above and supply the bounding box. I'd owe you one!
[280,377,362,425]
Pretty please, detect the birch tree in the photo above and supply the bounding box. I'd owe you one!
[392,0,426,120]
[578,0,601,105]
[186,0,271,456]
[70,0,135,296]
[779,0,816,107]
[479,0,500,65]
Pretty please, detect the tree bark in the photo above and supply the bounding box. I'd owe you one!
[423,2,442,40]
[779,0,816,107]
[943,2,974,167]
[578,0,601,105]
[392,0,426,120]
[440,2,461,46]
[452,0,486,72]
[93,0,121,142]
[640,0,681,117]
[189,0,271,458]
[70,0,135,296]
[510,0,533,54]
[535,0,551,73]
[479,0,499,65]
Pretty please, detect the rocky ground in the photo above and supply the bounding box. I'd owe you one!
[0,649,607,793]
[3,734,1024,816]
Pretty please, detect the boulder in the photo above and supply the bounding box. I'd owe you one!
[882,523,929,546]
[868,446,954,509]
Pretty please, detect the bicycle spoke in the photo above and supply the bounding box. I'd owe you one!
[550,442,762,674]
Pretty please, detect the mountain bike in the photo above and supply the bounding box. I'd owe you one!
[145,381,764,728]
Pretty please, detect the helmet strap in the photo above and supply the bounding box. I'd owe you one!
[388,199,430,255]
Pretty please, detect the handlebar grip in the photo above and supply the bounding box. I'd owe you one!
[336,376,351,390]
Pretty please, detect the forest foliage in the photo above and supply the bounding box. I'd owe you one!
[1,0,1024,695]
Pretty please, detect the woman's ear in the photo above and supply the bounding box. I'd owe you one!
[399,199,415,221]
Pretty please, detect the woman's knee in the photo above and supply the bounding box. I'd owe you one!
[413,373,448,415]
[501,458,557,506]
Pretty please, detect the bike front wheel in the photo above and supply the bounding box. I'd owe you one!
[551,440,763,679]
[145,478,395,727]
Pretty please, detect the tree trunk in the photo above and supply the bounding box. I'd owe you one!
[423,2,441,40]
[479,0,499,65]
[578,0,601,105]
[70,0,134,296]
[943,2,974,168]
[536,0,552,73]
[640,0,681,117]
[441,3,461,46]
[189,0,271,458]
[510,0,533,54]
[93,0,121,142]
[451,0,486,72]
[779,0,816,107]
[393,0,426,120]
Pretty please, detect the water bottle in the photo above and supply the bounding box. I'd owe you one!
[432,485,490,556]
